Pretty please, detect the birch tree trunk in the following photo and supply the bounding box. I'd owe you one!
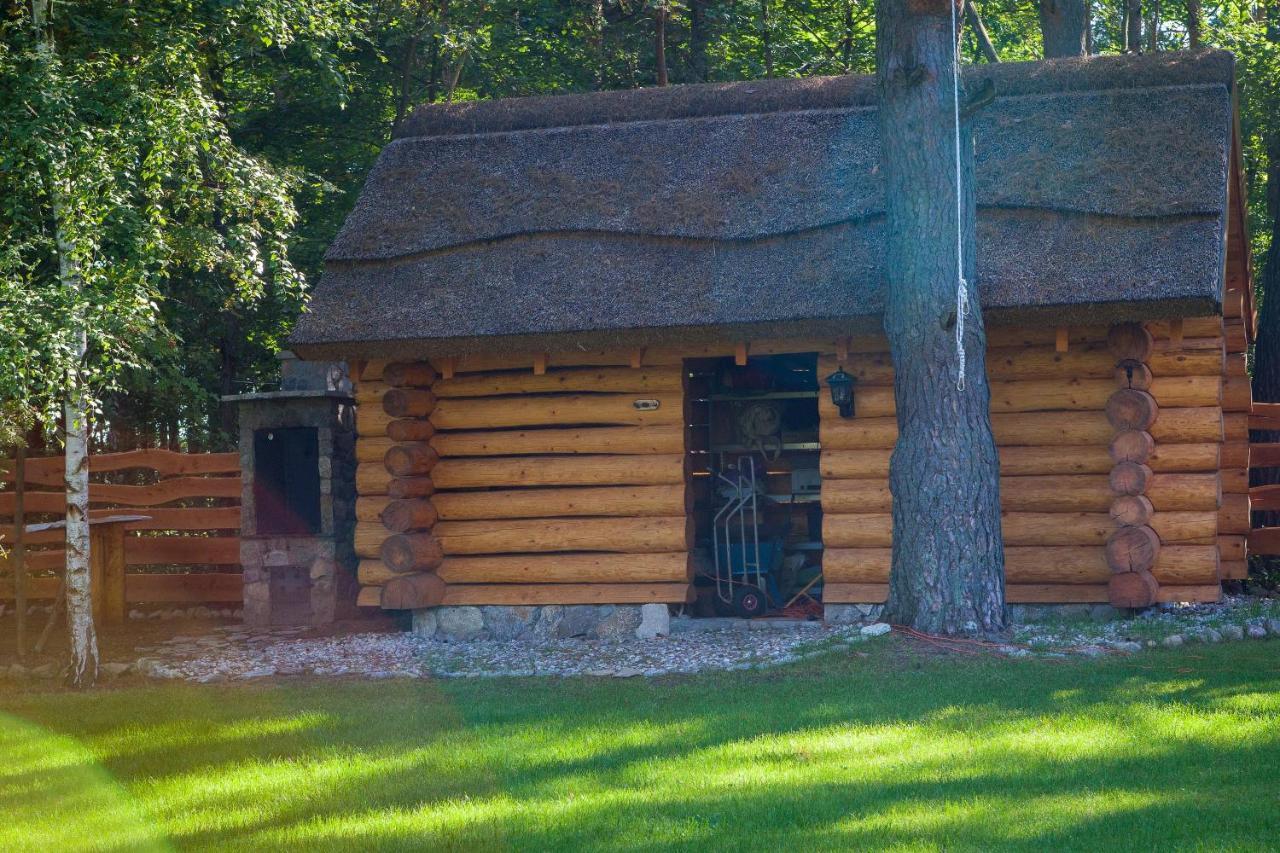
[33,0,98,686]
[876,0,1006,637]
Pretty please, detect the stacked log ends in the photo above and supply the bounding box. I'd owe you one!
[370,361,445,609]
[1105,323,1159,608]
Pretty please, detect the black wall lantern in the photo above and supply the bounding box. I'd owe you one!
[825,367,856,418]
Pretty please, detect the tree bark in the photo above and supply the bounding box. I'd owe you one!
[1125,0,1143,51]
[688,0,709,82]
[1147,0,1161,51]
[1038,0,1088,57]
[965,1,1001,63]
[876,0,1006,636]
[654,2,669,86]
[761,0,774,77]
[1185,0,1202,47]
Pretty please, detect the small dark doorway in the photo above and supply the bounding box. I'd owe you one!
[253,427,321,535]
[686,353,823,618]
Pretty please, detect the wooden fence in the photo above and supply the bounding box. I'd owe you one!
[0,449,242,605]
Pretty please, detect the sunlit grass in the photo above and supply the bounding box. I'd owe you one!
[2,640,1279,851]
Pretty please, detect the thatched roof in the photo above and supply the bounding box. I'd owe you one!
[292,50,1237,360]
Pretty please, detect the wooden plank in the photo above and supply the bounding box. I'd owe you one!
[1250,402,1280,431]
[1251,443,1280,468]
[1219,560,1249,580]
[1250,484,1280,512]
[0,450,239,486]
[88,477,241,506]
[1249,527,1280,555]
[125,536,240,566]
[1006,584,1109,604]
[440,583,692,606]
[124,572,242,603]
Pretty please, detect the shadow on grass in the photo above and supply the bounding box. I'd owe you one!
[2,639,1278,851]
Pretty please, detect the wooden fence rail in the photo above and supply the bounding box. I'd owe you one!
[0,448,243,605]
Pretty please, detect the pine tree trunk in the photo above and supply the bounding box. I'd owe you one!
[654,3,668,86]
[876,0,1006,637]
[1125,0,1143,51]
[688,0,710,82]
[1185,0,1202,48]
[1038,0,1088,57]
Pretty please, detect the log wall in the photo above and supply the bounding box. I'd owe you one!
[349,317,1232,611]
[820,317,1227,606]
[352,355,693,609]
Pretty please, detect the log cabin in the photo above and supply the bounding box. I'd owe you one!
[290,49,1255,623]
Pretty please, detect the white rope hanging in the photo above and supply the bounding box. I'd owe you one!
[949,0,970,391]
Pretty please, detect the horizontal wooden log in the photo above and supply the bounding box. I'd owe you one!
[355,381,389,408]
[1219,493,1251,535]
[431,425,684,457]
[354,521,391,559]
[432,484,688,520]
[1109,570,1159,608]
[1110,495,1154,527]
[355,405,396,437]
[1108,323,1154,361]
[1226,412,1250,442]
[356,462,392,496]
[1224,376,1253,412]
[1221,442,1250,469]
[824,511,1217,548]
[434,552,693,584]
[381,532,444,573]
[822,480,893,512]
[125,536,240,566]
[383,445,439,477]
[1149,408,1224,444]
[356,585,383,607]
[819,378,1219,421]
[823,545,1218,585]
[1219,560,1248,580]
[1156,584,1221,603]
[440,583,692,606]
[431,454,685,489]
[382,572,447,610]
[383,388,436,418]
[819,417,900,450]
[1147,442,1220,473]
[1222,468,1249,495]
[434,516,692,555]
[1146,317,1223,341]
[1107,389,1158,431]
[1218,535,1247,562]
[356,437,426,464]
[356,495,394,524]
[388,477,436,499]
[822,343,1222,385]
[822,582,1122,604]
[386,419,436,442]
[383,361,438,388]
[1106,525,1160,573]
[820,449,892,479]
[0,449,239,486]
[1146,473,1221,511]
[431,393,683,430]
[381,499,438,533]
[433,366,683,398]
[1226,318,1247,353]
[357,559,397,587]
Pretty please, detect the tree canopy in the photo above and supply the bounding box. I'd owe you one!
[2,0,1277,451]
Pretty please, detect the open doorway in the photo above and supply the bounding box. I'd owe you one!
[685,353,823,618]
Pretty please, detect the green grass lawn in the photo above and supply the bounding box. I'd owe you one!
[2,638,1279,852]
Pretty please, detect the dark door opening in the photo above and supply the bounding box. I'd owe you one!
[686,353,823,618]
[253,427,321,535]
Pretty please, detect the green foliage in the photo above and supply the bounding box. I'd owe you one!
[4,0,1279,450]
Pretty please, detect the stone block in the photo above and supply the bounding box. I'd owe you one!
[637,603,670,639]
[436,606,486,641]
[411,608,439,638]
[594,606,642,640]
[483,606,537,641]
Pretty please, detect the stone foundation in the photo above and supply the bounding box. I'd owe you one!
[825,602,1122,626]
[824,603,884,625]
[413,603,671,642]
